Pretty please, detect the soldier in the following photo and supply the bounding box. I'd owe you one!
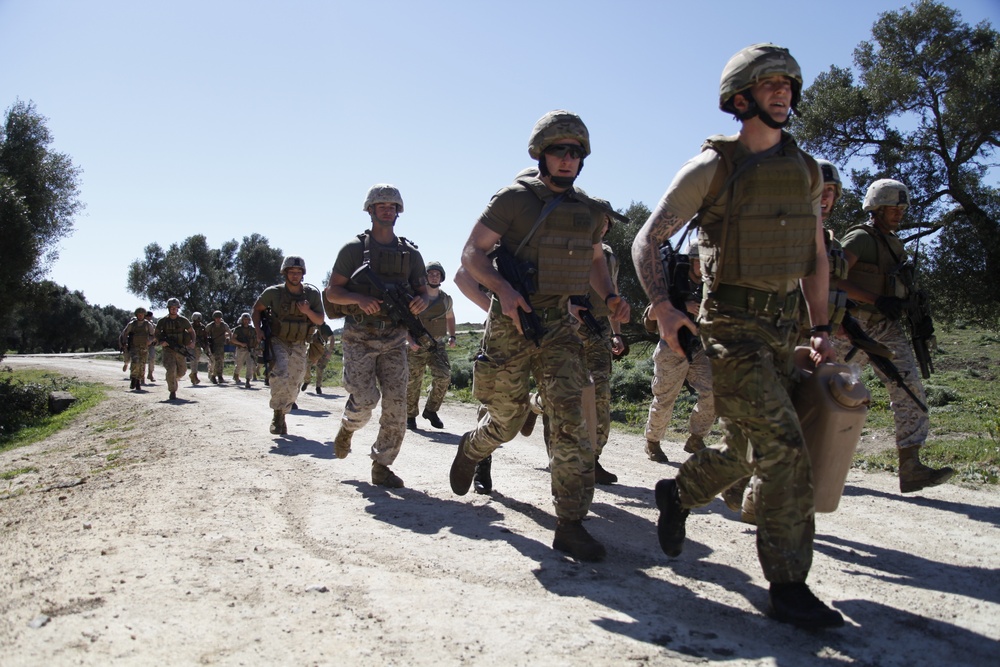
[325,184,428,489]
[633,45,842,629]
[450,110,629,562]
[642,240,716,464]
[204,310,232,384]
[838,178,953,493]
[302,323,335,395]
[121,307,155,391]
[231,312,257,388]
[253,256,324,435]
[406,261,456,430]
[155,298,196,401]
[188,312,208,385]
[145,309,157,382]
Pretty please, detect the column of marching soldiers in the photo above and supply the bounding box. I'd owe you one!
[116,43,956,633]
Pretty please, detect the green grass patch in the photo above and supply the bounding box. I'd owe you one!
[0,466,37,480]
[0,368,107,454]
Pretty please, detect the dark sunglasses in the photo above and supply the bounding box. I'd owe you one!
[544,144,586,160]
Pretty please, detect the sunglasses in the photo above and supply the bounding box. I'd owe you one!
[544,144,586,160]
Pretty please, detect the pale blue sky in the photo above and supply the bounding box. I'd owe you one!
[2,0,997,325]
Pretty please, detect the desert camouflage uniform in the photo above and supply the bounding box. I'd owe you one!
[666,133,823,583]
[156,315,193,394]
[188,318,207,383]
[464,177,604,521]
[406,291,453,419]
[332,232,426,467]
[146,314,157,380]
[644,341,715,444]
[256,284,322,414]
[303,328,334,391]
[205,319,231,380]
[122,317,155,385]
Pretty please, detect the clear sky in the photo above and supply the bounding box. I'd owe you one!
[2,0,998,325]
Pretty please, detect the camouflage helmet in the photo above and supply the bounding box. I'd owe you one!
[240,312,251,322]
[817,159,843,200]
[528,110,591,160]
[425,261,446,282]
[134,306,147,316]
[863,179,909,213]
[280,255,307,275]
[363,184,404,213]
[166,297,181,308]
[192,311,202,321]
[212,310,223,318]
[719,43,803,114]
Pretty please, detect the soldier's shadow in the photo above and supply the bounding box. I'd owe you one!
[269,436,334,459]
[840,483,1000,527]
[289,408,332,418]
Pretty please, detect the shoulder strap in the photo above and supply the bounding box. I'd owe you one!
[515,193,565,257]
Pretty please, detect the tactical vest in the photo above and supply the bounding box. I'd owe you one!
[342,232,418,320]
[697,135,817,289]
[845,223,910,302]
[512,177,596,296]
[128,319,152,345]
[274,284,320,343]
[206,321,228,346]
[157,316,192,346]
[419,292,452,339]
[234,324,256,347]
[825,231,849,325]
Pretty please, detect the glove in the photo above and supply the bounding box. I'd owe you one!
[875,296,907,320]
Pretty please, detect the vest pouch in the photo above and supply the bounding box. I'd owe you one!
[535,235,593,295]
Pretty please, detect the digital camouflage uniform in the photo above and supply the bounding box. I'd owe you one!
[644,341,715,446]
[188,316,208,384]
[255,283,322,415]
[232,321,258,382]
[205,318,232,382]
[668,132,823,584]
[333,232,425,467]
[463,176,604,522]
[406,290,453,419]
[155,314,193,395]
[121,316,155,386]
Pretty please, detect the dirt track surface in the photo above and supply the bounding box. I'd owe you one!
[2,355,998,666]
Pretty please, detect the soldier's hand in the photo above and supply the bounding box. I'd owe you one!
[408,293,429,315]
[356,295,382,316]
[652,301,697,358]
[809,333,835,365]
[497,284,531,335]
[875,296,906,320]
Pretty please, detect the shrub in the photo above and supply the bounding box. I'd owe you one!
[0,371,49,441]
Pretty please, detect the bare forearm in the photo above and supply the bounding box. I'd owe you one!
[632,204,685,306]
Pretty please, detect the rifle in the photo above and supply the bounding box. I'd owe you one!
[906,288,934,379]
[488,245,545,347]
[257,307,273,366]
[161,337,196,362]
[350,264,438,351]
[659,240,701,362]
[841,310,928,413]
[569,295,606,337]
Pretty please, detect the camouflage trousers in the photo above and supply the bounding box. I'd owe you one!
[147,346,156,377]
[406,343,451,417]
[644,340,715,442]
[188,347,203,380]
[161,347,188,393]
[580,328,612,455]
[833,316,928,450]
[676,301,814,584]
[234,346,256,380]
[129,346,149,383]
[303,357,329,389]
[209,348,226,379]
[468,308,593,522]
[339,321,409,466]
[268,338,307,414]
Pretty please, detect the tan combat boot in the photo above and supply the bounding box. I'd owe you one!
[269,410,284,435]
[372,462,404,488]
[334,428,352,459]
[684,434,706,454]
[898,446,954,493]
[645,440,669,463]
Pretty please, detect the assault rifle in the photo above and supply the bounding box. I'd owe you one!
[161,337,196,362]
[841,309,928,413]
[488,245,545,347]
[350,264,438,351]
[569,295,606,337]
[659,239,701,362]
[906,289,934,379]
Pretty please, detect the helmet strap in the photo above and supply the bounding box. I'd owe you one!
[537,157,583,188]
[736,93,791,130]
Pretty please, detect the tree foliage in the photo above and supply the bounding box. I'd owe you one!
[127,234,283,321]
[0,100,83,321]
[791,0,1000,325]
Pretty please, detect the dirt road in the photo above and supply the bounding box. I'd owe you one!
[2,355,998,666]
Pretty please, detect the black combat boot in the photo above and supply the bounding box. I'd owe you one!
[406,417,417,430]
[169,391,177,400]
[768,582,844,630]
[594,456,618,485]
[422,409,444,429]
[654,479,689,557]
[450,433,479,496]
[473,455,493,494]
[552,519,606,562]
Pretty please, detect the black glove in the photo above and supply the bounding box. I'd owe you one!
[875,296,907,320]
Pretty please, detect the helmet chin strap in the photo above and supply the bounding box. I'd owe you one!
[737,94,791,130]
[537,157,584,188]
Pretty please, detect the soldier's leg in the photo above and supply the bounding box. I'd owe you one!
[147,346,156,380]
[129,347,144,386]
[405,348,427,419]
[686,349,716,446]
[314,359,326,390]
[424,347,452,413]
[371,329,409,467]
[188,347,201,384]
[338,324,383,434]
[644,339,689,461]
